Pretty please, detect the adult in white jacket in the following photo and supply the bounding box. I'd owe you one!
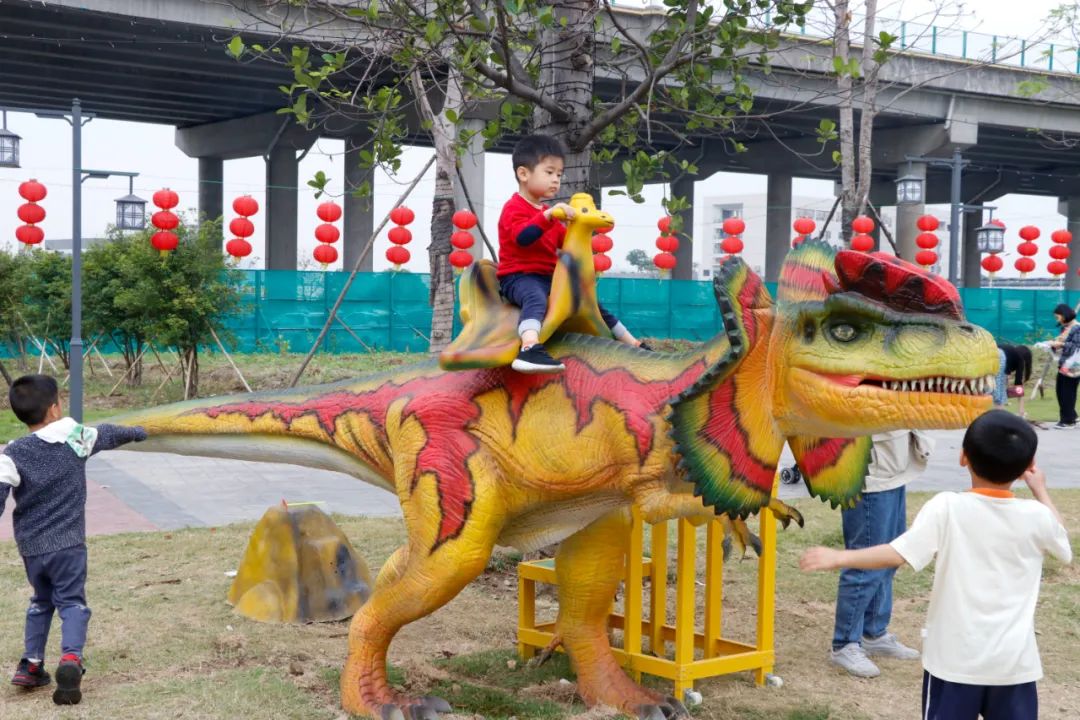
[828,430,933,678]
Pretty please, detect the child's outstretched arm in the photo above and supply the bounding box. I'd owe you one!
[800,544,906,572]
[1023,465,1066,528]
[91,424,148,455]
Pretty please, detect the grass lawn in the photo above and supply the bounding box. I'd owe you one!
[1,491,1077,720]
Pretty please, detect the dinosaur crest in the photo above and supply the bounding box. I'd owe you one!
[828,251,964,320]
[776,240,837,305]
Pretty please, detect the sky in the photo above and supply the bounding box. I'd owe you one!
[0,0,1073,277]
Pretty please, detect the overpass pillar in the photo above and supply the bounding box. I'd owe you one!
[344,137,375,272]
[894,162,926,262]
[266,145,299,270]
[198,157,224,226]
[454,119,487,259]
[671,176,695,280]
[962,202,983,288]
[1068,196,1080,291]
[764,173,792,282]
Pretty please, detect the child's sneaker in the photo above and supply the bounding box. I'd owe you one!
[638,340,655,352]
[53,654,84,705]
[511,343,565,374]
[11,658,50,688]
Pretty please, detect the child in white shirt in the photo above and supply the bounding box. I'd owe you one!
[801,410,1071,720]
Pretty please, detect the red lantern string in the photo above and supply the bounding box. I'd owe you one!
[592,231,614,276]
[1049,228,1072,279]
[226,195,258,263]
[313,200,342,269]
[654,214,679,275]
[792,217,815,247]
[16,179,47,247]
[851,216,875,253]
[447,208,476,274]
[385,204,418,270]
[149,188,180,256]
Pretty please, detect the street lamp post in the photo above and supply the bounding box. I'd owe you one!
[33,99,139,421]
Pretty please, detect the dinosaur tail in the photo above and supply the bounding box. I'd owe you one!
[109,389,395,494]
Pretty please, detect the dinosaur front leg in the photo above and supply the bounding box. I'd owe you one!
[555,509,688,720]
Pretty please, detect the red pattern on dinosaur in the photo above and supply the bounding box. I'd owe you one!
[701,375,776,492]
[793,437,850,477]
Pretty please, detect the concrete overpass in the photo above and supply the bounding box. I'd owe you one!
[4,0,1080,287]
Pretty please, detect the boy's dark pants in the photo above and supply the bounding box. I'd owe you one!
[22,544,91,661]
[922,672,1037,720]
[500,273,619,330]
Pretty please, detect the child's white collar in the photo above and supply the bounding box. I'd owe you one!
[33,417,98,458]
[33,417,80,443]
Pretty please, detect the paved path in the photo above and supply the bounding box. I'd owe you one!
[1,426,1077,541]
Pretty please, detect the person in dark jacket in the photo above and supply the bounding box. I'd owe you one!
[1048,304,1080,429]
[1,375,146,704]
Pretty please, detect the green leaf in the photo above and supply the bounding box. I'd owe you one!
[832,55,846,74]
[445,108,459,124]
[504,0,521,14]
[611,36,622,54]
[831,150,842,165]
[227,36,245,59]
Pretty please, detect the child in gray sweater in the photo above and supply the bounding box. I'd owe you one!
[1,374,146,705]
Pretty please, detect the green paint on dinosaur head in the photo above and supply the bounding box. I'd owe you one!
[769,242,998,439]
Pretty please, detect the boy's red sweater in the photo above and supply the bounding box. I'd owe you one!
[496,193,566,277]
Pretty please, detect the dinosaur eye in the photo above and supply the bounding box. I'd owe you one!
[829,323,858,342]
[580,208,588,213]
[802,321,816,343]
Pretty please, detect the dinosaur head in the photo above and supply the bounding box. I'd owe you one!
[770,244,998,439]
[551,193,615,233]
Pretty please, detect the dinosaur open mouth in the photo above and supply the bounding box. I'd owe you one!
[858,375,995,396]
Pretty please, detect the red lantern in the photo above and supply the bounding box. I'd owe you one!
[981,255,1004,274]
[656,235,679,253]
[17,203,45,224]
[152,210,179,231]
[451,230,475,250]
[151,231,178,254]
[152,188,179,210]
[315,223,340,244]
[388,226,412,245]
[449,249,473,270]
[851,234,874,252]
[225,238,253,259]
[990,219,1006,230]
[653,252,677,270]
[15,224,44,246]
[232,195,259,217]
[229,217,254,238]
[720,236,744,254]
[451,209,476,229]
[1048,260,1069,276]
[18,179,47,203]
[313,244,338,267]
[1051,229,1072,245]
[658,216,672,234]
[1019,225,1040,241]
[1017,241,1038,257]
[386,245,410,267]
[851,215,875,234]
[387,206,415,226]
[591,234,613,253]
[722,217,746,236]
[593,254,612,273]
[1049,245,1070,260]
[916,232,939,250]
[1015,257,1036,274]
[317,201,343,223]
[793,217,816,236]
[916,215,940,232]
[916,250,938,267]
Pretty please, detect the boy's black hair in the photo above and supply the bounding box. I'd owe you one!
[512,134,567,175]
[9,374,59,426]
[1053,303,1076,324]
[962,409,1037,484]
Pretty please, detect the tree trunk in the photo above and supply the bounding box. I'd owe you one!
[122,336,143,387]
[834,0,857,245]
[181,345,199,399]
[855,0,879,219]
[534,0,597,199]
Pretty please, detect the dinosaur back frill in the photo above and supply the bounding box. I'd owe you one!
[667,258,782,518]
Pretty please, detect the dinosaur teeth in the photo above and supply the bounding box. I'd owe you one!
[987,375,995,393]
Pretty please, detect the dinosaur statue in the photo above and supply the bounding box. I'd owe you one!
[113,241,998,720]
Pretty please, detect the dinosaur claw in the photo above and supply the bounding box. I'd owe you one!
[420,696,452,713]
[381,705,407,720]
[663,696,691,718]
[637,704,668,720]
[528,635,562,668]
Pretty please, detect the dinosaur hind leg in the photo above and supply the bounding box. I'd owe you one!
[555,509,689,719]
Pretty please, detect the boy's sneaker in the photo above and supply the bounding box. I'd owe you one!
[53,654,84,705]
[1052,422,1077,430]
[511,344,565,374]
[829,643,880,678]
[638,340,655,352]
[11,658,51,688]
[862,632,920,660]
